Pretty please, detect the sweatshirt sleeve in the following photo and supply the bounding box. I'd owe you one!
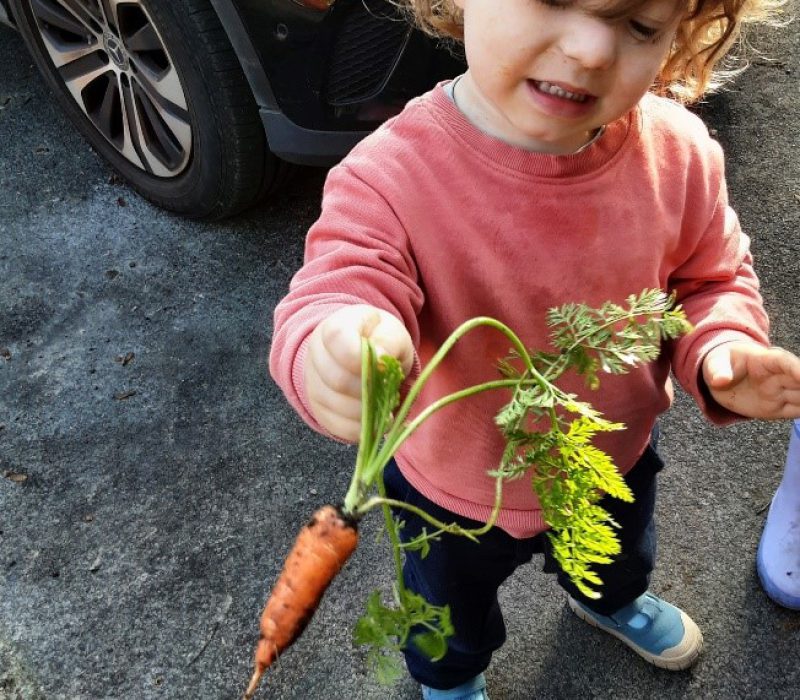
[268,162,424,435]
[668,139,770,424]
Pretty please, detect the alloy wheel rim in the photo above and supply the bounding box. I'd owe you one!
[30,0,192,177]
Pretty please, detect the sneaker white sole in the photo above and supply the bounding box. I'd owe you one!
[568,597,703,671]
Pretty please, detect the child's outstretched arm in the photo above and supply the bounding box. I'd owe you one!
[702,342,800,420]
[304,305,414,442]
[269,158,424,440]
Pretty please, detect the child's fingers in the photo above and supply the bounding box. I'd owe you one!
[781,388,800,409]
[312,395,363,440]
[754,347,800,385]
[766,387,800,419]
[310,404,362,442]
[306,360,364,414]
[315,304,413,377]
[703,344,736,387]
[317,306,381,376]
[369,318,414,375]
[705,342,800,387]
[303,304,413,441]
[308,330,363,398]
[304,355,364,441]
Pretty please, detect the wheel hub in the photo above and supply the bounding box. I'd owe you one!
[103,31,129,71]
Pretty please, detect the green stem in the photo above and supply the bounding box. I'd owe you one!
[343,338,376,515]
[368,378,535,483]
[398,380,523,442]
[355,472,504,540]
[392,317,540,432]
[376,474,407,596]
[367,318,546,482]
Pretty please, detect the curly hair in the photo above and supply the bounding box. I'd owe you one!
[393,0,785,102]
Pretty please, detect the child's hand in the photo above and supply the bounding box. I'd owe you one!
[304,304,414,441]
[702,342,800,419]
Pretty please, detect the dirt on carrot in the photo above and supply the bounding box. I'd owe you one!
[243,504,359,699]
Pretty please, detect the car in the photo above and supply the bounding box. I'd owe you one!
[1,0,463,218]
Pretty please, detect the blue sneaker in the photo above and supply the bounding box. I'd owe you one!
[569,592,703,670]
[422,673,488,700]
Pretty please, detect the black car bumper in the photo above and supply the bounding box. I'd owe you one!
[260,108,370,166]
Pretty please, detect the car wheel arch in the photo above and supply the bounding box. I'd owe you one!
[206,0,278,113]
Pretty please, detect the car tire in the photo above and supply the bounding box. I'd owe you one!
[10,0,288,219]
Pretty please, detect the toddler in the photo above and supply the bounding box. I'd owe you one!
[270,0,800,697]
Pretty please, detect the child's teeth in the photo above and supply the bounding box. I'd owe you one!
[537,81,587,102]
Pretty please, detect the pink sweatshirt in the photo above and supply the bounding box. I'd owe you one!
[269,84,770,538]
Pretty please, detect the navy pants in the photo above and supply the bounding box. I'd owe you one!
[383,432,663,690]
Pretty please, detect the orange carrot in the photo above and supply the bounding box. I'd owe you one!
[243,504,359,699]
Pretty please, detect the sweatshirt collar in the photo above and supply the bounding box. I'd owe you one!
[428,81,636,178]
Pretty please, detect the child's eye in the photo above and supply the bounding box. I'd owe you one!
[536,0,572,8]
[629,20,660,40]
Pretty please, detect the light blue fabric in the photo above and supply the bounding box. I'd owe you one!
[575,592,685,654]
[757,541,800,609]
[756,418,800,609]
[422,672,488,700]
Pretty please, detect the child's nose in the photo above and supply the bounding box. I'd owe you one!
[559,19,617,70]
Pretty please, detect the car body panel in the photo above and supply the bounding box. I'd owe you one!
[217,0,463,163]
[206,0,372,164]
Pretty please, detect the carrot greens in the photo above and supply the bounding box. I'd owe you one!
[339,289,690,681]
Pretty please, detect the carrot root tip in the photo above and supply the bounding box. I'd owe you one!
[243,669,263,700]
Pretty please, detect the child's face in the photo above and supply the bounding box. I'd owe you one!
[453,0,682,154]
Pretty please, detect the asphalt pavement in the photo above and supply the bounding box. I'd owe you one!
[1,17,798,700]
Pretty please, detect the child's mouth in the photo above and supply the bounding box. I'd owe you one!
[531,80,593,104]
